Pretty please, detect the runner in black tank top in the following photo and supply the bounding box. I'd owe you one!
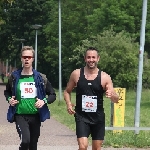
[64,47,119,150]
[75,67,105,124]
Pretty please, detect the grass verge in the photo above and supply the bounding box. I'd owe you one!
[49,89,150,148]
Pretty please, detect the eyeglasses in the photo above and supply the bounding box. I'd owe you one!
[22,56,33,59]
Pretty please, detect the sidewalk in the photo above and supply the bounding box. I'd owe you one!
[0,84,149,150]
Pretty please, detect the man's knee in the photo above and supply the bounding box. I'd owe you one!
[20,140,30,150]
[21,138,30,145]
[77,137,88,150]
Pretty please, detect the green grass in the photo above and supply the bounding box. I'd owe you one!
[4,77,8,83]
[49,89,150,148]
[1,77,8,83]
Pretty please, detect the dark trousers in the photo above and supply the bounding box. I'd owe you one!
[15,114,41,150]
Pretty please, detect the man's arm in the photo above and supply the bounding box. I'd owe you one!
[45,80,56,104]
[64,70,77,115]
[4,75,13,101]
[104,74,119,103]
[3,75,19,106]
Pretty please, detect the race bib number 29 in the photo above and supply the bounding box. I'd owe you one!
[82,95,97,112]
[20,82,37,98]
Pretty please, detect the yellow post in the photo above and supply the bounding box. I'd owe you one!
[113,88,126,133]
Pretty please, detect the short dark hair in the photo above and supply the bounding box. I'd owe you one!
[84,47,98,56]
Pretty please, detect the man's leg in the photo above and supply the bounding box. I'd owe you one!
[76,120,90,150]
[29,114,41,150]
[92,140,103,150]
[15,115,30,150]
[77,137,89,150]
[90,121,105,150]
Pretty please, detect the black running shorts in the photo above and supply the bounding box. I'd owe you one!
[76,119,105,140]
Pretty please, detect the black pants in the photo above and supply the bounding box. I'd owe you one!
[15,114,41,150]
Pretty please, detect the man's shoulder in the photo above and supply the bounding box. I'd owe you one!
[101,71,112,81]
[39,72,47,82]
[39,72,46,78]
[71,68,80,77]
[72,68,80,73]
[11,68,22,76]
[38,72,48,89]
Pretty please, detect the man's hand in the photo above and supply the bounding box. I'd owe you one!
[105,85,119,103]
[35,98,45,108]
[105,85,113,98]
[9,96,19,106]
[67,103,75,115]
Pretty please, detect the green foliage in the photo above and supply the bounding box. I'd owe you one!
[86,0,142,37]
[70,28,139,89]
[142,52,150,88]
[0,0,150,88]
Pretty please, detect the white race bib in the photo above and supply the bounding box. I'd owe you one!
[20,82,37,98]
[82,95,97,112]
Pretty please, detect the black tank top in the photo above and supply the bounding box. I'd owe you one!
[75,67,105,124]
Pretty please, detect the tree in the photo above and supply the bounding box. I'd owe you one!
[86,0,142,36]
[0,0,49,66]
[69,28,139,89]
[0,0,150,88]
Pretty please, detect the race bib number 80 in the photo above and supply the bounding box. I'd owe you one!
[20,82,37,98]
[82,95,97,112]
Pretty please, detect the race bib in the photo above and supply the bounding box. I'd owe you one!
[82,95,97,112]
[20,82,37,98]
